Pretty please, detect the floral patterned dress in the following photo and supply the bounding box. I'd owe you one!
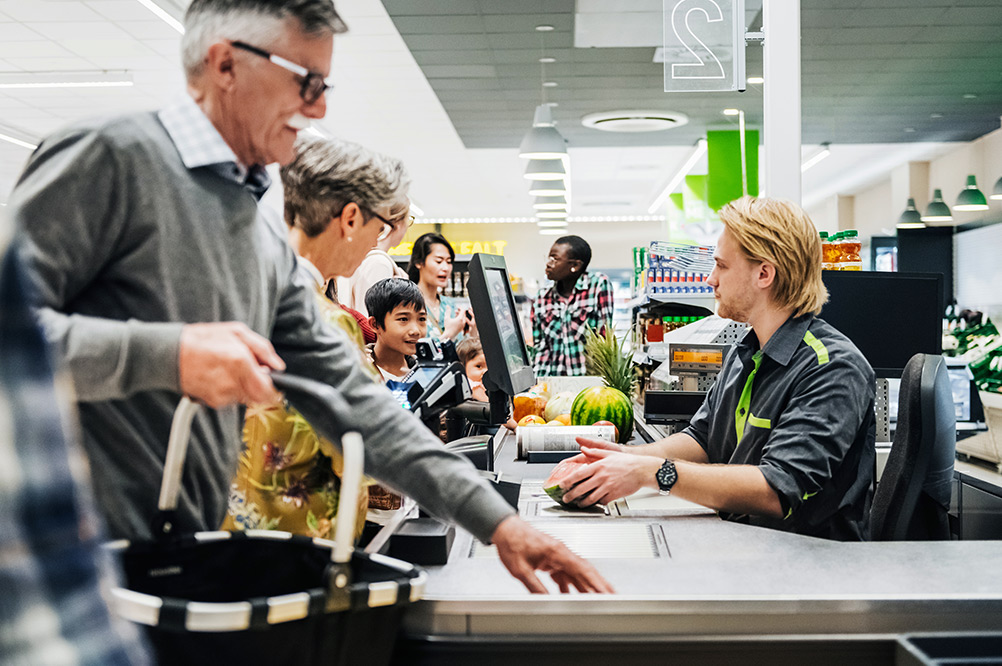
[222,278,382,540]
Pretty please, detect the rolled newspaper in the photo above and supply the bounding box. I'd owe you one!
[516,425,616,459]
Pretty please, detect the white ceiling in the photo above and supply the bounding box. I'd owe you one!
[0,0,963,219]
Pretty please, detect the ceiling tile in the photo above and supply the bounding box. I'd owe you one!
[0,1,104,22]
[26,20,133,40]
[0,40,75,58]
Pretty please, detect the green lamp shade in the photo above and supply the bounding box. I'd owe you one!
[528,180,566,196]
[953,175,989,211]
[896,198,925,229]
[921,189,953,222]
[991,175,1002,201]
[523,158,565,180]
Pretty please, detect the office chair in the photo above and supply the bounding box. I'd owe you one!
[871,354,956,541]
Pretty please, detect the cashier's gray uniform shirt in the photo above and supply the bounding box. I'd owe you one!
[683,314,876,541]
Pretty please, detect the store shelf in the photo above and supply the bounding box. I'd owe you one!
[627,293,716,309]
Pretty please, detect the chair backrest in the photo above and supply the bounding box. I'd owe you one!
[871,353,956,541]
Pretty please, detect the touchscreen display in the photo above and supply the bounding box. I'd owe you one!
[485,269,529,372]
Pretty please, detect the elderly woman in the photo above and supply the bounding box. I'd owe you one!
[223,135,410,539]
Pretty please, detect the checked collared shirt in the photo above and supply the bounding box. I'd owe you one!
[530,271,614,377]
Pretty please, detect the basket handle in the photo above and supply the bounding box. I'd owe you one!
[157,396,200,518]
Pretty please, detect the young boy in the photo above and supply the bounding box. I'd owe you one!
[456,337,489,402]
[365,278,428,382]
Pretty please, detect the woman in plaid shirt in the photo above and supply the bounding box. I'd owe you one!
[530,235,614,377]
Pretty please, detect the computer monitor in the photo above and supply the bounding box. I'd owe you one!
[467,253,536,398]
[819,271,943,378]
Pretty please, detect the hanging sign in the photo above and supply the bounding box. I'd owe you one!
[388,240,508,257]
[663,0,746,93]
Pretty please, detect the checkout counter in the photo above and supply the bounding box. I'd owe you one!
[395,418,1002,665]
[397,257,1002,664]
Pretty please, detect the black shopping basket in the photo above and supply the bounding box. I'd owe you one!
[105,374,427,666]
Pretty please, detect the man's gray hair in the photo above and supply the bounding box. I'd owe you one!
[182,0,347,80]
[281,136,411,238]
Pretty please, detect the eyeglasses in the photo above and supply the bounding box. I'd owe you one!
[364,209,396,242]
[231,40,333,104]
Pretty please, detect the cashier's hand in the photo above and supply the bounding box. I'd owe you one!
[179,322,285,408]
[492,516,614,594]
[560,447,661,507]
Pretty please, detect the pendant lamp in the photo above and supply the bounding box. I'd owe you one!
[528,179,566,196]
[533,195,567,210]
[896,198,925,229]
[519,105,566,160]
[921,189,953,223]
[990,175,1002,201]
[524,158,566,180]
[953,175,989,212]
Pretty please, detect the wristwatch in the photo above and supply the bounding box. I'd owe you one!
[656,459,678,495]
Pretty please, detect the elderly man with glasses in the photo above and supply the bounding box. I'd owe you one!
[9,0,611,596]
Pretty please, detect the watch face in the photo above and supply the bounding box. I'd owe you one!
[657,459,677,492]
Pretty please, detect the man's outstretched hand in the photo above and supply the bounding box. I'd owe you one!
[491,516,614,594]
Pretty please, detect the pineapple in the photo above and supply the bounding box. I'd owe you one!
[584,324,637,398]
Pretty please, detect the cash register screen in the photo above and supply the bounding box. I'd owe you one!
[467,253,535,397]
[485,268,531,373]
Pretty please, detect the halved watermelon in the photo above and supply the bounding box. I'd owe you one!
[543,458,587,506]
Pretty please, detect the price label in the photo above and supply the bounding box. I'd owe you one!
[663,0,745,93]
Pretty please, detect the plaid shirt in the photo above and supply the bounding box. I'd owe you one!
[0,235,150,665]
[530,271,614,377]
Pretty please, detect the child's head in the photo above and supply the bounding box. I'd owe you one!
[456,337,487,383]
[365,278,427,356]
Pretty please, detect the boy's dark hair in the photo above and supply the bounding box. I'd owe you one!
[554,235,592,272]
[407,232,455,283]
[455,337,484,367]
[365,278,426,327]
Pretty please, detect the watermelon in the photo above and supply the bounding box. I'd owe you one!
[570,386,634,444]
[543,458,587,506]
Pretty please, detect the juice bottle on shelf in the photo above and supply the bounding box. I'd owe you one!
[841,230,862,271]
[830,231,844,270]
[817,231,833,268]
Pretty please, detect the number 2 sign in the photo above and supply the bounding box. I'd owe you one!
[664,0,746,92]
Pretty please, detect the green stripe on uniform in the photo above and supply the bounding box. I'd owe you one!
[748,414,771,429]
[803,331,829,365]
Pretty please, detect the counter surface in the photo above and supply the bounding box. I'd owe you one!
[404,425,1002,638]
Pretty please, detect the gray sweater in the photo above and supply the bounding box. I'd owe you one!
[11,112,514,542]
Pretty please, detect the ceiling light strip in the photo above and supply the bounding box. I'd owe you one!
[0,81,133,89]
[801,143,831,173]
[134,0,186,34]
[0,131,38,150]
[647,139,707,214]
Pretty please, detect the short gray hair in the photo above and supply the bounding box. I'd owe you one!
[281,136,411,238]
[182,0,347,80]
